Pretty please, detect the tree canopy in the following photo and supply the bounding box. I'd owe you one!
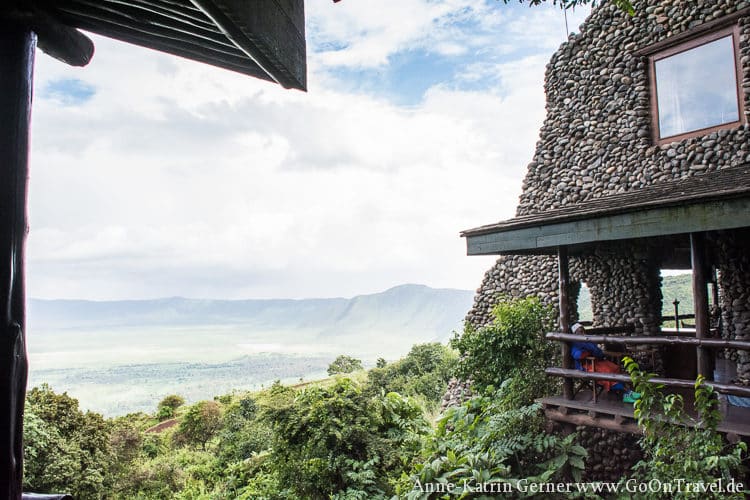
[500,0,634,14]
[327,354,363,375]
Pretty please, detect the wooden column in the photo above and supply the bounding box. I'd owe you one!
[0,25,35,500]
[690,232,712,379]
[558,246,574,399]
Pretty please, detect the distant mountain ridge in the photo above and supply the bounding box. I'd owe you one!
[29,284,475,340]
[27,284,475,415]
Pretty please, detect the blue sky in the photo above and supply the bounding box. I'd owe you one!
[27,0,591,300]
[42,78,96,105]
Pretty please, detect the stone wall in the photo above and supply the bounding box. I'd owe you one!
[714,229,750,385]
[466,0,750,383]
[466,255,560,328]
[458,0,750,485]
[576,427,643,482]
[516,0,750,217]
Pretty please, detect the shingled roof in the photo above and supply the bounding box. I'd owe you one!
[462,165,750,255]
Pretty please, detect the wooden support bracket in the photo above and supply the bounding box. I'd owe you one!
[2,3,94,67]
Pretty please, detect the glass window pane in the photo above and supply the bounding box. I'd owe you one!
[655,35,739,139]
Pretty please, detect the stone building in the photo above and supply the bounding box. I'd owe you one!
[461,0,750,449]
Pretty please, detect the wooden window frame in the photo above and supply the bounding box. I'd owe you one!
[648,24,745,146]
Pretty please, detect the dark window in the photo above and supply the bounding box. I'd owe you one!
[649,25,744,144]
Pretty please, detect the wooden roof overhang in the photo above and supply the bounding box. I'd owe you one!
[461,165,750,257]
[1,2,307,498]
[4,0,307,90]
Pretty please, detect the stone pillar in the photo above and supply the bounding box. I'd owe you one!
[582,244,662,335]
[714,230,750,385]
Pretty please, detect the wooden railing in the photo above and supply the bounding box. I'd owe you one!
[545,330,750,399]
[660,314,696,322]
[547,331,750,350]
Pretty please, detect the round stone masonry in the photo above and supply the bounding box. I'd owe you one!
[466,0,750,384]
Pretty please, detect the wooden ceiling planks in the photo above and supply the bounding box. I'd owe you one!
[34,0,306,89]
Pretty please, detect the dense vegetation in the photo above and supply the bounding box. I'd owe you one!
[23,297,747,499]
[23,341,458,499]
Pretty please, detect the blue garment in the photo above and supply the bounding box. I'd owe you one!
[571,342,604,370]
[728,395,750,408]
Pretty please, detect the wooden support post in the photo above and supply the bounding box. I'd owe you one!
[558,246,574,400]
[691,233,712,379]
[0,25,34,500]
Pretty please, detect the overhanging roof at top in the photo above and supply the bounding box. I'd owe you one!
[462,165,750,256]
[34,0,307,90]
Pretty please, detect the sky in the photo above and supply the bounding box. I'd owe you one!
[27,0,591,301]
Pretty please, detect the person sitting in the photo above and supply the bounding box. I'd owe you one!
[570,323,639,402]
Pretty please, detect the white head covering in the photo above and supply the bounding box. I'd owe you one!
[571,322,584,334]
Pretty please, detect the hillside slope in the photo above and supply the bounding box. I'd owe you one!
[29,284,473,340]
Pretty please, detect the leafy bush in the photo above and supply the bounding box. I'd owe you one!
[367,342,458,406]
[451,296,556,403]
[23,384,114,500]
[399,297,584,498]
[157,394,185,421]
[215,396,273,469]
[622,358,747,498]
[404,384,586,498]
[264,377,430,498]
[173,400,223,450]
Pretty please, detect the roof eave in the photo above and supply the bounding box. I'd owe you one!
[464,196,750,256]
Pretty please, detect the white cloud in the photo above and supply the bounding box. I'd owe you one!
[307,0,490,69]
[26,1,593,300]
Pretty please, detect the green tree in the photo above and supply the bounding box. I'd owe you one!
[452,296,556,405]
[327,354,363,375]
[621,358,747,498]
[404,300,583,497]
[405,386,587,497]
[216,396,273,469]
[500,0,634,14]
[174,400,223,450]
[157,394,186,420]
[110,419,143,465]
[23,384,113,499]
[367,342,458,406]
[264,378,429,498]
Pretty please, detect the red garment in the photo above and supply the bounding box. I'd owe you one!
[584,358,621,392]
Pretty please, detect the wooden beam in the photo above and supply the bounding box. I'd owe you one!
[546,368,750,398]
[190,0,306,89]
[465,197,750,255]
[546,332,750,350]
[544,408,641,434]
[55,15,267,79]
[46,5,272,83]
[691,233,712,379]
[25,0,306,88]
[53,2,235,50]
[558,246,574,400]
[4,6,94,67]
[0,24,34,500]
[87,0,218,30]
[569,325,635,335]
